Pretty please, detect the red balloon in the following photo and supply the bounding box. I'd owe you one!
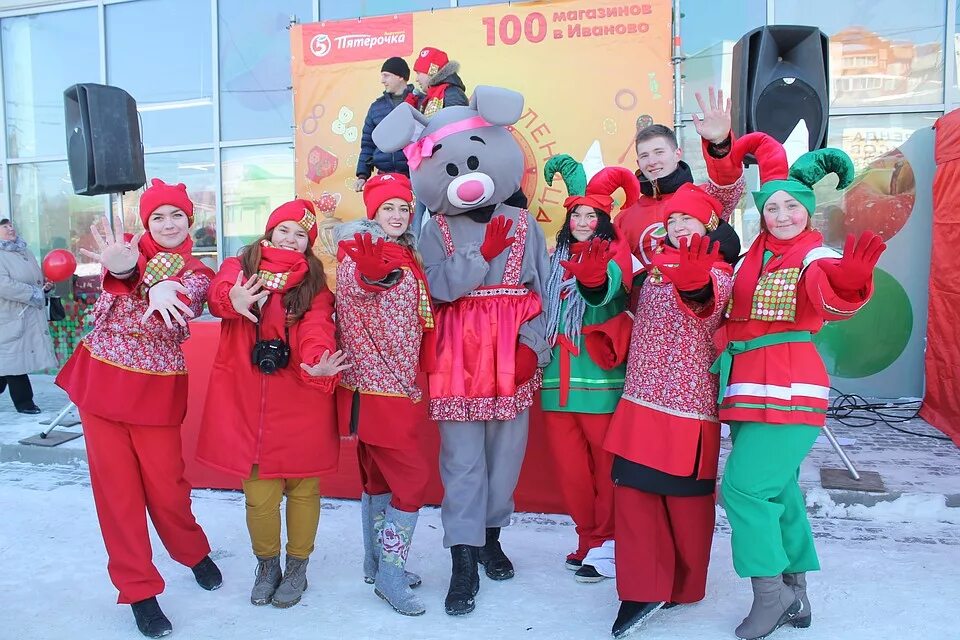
[42,249,78,282]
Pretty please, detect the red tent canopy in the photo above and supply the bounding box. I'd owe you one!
[920,110,960,446]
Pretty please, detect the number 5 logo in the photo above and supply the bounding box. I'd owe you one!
[310,34,332,58]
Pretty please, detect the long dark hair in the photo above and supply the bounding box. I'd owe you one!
[554,206,615,249]
[238,230,329,326]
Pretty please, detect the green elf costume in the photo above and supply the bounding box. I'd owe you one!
[540,155,639,582]
[714,133,887,640]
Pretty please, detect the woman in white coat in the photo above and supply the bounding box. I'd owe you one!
[0,218,57,413]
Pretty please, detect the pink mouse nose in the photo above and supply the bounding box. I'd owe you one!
[456,180,485,202]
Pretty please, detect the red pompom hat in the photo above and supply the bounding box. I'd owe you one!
[661,182,724,231]
[266,199,318,245]
[563,166,641,214]
[413,46,449,75]
[363,173,414,220]
[139,178,194,227]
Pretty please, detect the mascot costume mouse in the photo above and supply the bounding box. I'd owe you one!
[374,86,550,617]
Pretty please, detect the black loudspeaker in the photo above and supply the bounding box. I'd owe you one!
[64,84,145,196]
[731,26,830,152]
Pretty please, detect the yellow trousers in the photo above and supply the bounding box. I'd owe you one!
[242,465,320,560]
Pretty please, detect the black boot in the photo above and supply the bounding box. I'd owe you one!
[444,545,480,616]
[477,527,514,580]
[611,601,665,638]
[191,555,223,591]
[130,597,172,638]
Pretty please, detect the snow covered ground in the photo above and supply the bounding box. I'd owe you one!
[2,461,959,640]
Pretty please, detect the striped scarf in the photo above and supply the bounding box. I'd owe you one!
[545,243,587,346]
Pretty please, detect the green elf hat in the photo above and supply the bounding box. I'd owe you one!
[729,132,855,215]
[543,154,588,197]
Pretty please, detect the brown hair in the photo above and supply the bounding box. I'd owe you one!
[634,124,679,150]
[239,231,329,326]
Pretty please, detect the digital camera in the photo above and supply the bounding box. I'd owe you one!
[251,338,290,374]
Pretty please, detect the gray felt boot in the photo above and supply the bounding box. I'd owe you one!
[362,492,422,588]
[735,577,802,639]
[782,572,811,628]
[373,507,426,616]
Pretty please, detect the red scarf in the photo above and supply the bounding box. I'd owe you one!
[257,241,309,292]
[338,237,437,372]
[728,229,823,321]
[420,84,451,115]
[135,233,213,290]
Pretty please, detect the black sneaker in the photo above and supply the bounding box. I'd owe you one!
[565,556,583,571]
[574,564,608,583]
[661,602,680,610]
[130,597,172,638]
[191,555,223,591]
[612,601,665,638]
[16,403,41,415]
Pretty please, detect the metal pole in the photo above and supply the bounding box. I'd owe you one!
[820,423,861,481]
[671,0,684,131]
[39,402,77,439]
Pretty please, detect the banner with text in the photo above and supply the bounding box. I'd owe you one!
[290,0,672,264]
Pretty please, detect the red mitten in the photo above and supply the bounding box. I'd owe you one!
[560,238,614,288]
[583,312,633,369]
[515,344,539,384]
[340,233,403,281]
[818,232,886,291]
[658,235,720,292]
[480,216,515,262]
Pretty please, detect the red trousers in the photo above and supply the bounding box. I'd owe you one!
[614,485,715,603]
[543,411,615,558]
[82,411,211,604]
[357,440,430,513]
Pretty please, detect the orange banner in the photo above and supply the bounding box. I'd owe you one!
[291,0,672,262]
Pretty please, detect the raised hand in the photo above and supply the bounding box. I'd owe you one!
[692,86,732,144]
[301,349,353,377]
[341,232,404,281]
[479,216,515,262]
[819,232,887,291]
[229,272,269,322]
[658,234,720,292]
[79,215,142,275]
[560,238,614,288]
[141,279,195,329]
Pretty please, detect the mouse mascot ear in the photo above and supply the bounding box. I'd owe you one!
[372,103,430,153]
[469,85,524,125]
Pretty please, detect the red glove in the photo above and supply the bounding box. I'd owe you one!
[560,238,614,288]
[480,216,515,262]
[819,232,886,291]
[515,344,539,384]
[340,233,403,282]
[658,234,720,292]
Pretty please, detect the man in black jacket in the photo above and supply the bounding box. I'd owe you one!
[355,57,417,192]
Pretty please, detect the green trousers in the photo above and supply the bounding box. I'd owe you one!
[721,422,821,578]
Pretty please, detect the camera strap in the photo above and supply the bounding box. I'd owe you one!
[254,306,291,344]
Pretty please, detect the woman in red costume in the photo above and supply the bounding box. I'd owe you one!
[334,173,436,616]
[56,178,222,638]
[196,199,347,610]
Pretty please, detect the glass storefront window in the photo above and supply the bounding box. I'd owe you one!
[106,0,213,148]
[112,150,218,267]
[221,144,295,259]
[1,8,99,159]
[320,0,451,20]
[680,0,766,115]
[9,161,106,266]
[776,0,945,107]
[219,0,313,141]
[811,112,937,247]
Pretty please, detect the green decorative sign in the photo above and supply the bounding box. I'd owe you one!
[814,268,912,379]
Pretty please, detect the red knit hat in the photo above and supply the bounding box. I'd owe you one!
[139,178,194,227]
[564,167,641,214]
[662,183,724,231]
[266,199,318,245]
[413,46,449,75]
[363,173,413,220]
